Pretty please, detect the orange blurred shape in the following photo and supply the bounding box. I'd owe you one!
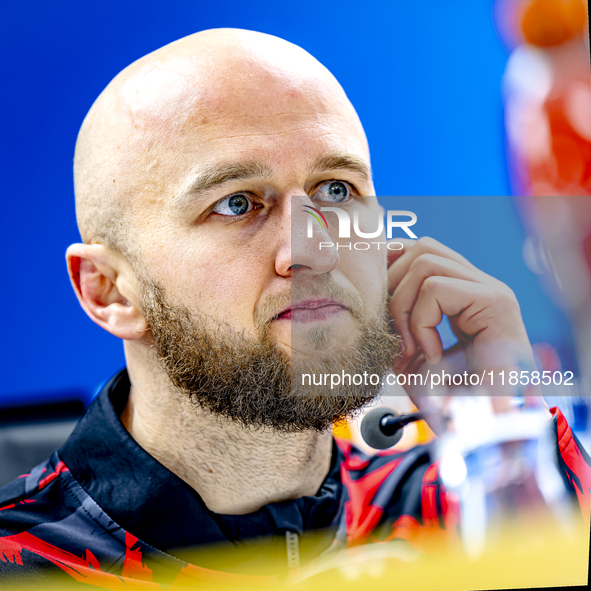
[415,419,436,444]
[529,97,591,193]
[333,419,353,440]
[547,100,591,184]
[520,0,588,46]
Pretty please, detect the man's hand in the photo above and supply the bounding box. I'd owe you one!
[387,237,542,419]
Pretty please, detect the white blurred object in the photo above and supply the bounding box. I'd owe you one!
[437,409,578,559]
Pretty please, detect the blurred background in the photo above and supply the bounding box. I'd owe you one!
[1,0,589,484]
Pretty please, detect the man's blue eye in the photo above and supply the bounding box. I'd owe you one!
[315,181,351,202]
[328,182,348,201]
[212,194,254,216]
[228,195,249,215]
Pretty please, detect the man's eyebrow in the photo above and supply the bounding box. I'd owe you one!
[175,154,372,211]
[308,154,372,183]
[175,161,274,210]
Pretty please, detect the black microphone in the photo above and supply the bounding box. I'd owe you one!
[360,407,430,450]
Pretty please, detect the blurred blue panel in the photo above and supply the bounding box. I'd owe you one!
[437,316,459,351]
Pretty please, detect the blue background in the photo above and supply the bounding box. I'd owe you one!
[0,0,575,407]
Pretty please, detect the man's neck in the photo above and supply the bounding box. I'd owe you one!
[120,357,333,515]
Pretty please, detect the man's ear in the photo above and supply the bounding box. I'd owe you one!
[66,243,150,341]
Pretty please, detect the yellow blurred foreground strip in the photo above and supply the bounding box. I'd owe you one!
[2,520,588,590]
[291,530,589,590]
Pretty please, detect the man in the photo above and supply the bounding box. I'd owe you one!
[0,28,589,587]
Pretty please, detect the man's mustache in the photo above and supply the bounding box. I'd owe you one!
[254,276,367,333]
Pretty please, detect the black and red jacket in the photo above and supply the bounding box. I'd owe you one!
[0,369,589,587]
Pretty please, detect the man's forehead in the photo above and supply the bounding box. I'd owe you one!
[116,49,351,133]
[109,42,369,193]
[74,29,370,239]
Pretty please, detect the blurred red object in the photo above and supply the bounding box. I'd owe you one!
[495,0,590,197]
[495,1,591,387]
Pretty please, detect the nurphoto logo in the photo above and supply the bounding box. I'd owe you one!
[302,205,329,230]
[304,206,419,250]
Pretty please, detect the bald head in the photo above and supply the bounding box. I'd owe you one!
[73,28,366,266]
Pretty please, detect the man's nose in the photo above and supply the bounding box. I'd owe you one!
[275,196,339,277]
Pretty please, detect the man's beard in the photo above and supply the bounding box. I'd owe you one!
[139,277,400,433]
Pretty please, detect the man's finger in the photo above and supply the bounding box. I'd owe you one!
[389,253,491,357]
[386,238,417,266]
[387,236,478,290]
[408,277,503,364]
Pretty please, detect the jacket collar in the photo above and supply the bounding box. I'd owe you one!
[59,369,344,567]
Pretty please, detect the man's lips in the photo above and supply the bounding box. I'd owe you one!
[274,299,348,323]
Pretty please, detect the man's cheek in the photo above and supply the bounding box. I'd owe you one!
[153,258,260,324]
[340,249,387,306]
[200,272,260,314]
